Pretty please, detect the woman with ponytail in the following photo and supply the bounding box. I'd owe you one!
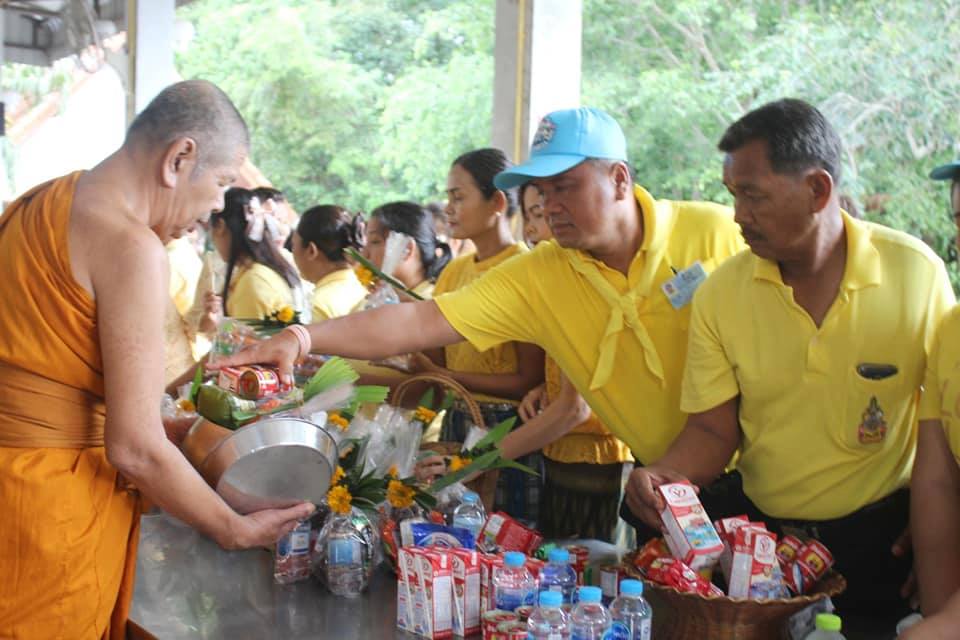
[363,201,452,299]
[208,187,299,319]
[291,205,368,321]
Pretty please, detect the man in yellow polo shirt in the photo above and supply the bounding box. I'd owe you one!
[903,161,960,639]
[628,99,954,632]
[213,107,744,513]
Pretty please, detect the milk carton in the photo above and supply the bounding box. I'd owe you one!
[448,548,480,637]
[400,547,428,636]
[714,515,750,584]
[727,526,778,599]
[657,482,724,571]
[417,550,454,639]
[478,553,504,614]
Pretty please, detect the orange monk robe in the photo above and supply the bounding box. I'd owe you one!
[0,172,141,639]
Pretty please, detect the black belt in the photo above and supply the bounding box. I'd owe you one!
[775,487,909,542]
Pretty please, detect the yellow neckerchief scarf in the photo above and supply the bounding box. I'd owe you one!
[563,185,677,390]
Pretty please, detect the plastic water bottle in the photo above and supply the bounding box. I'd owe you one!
[571,586,612,640]
[527,590,571,639]
[804,614,846,639]
[324,514,365,597]
[608,579,652,640]
[539,548,578,605]
[493,551,536,612]
[273,520,312,584]
[452,491,486,543]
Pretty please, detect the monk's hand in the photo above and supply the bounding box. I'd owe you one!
[414,453,447,484]
[227,502,317,550]
[518,384,546,422]
[402,352,444,375]
[206,328,301,387]
[625,465,695,530]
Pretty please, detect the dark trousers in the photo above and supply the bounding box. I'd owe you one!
[620,471,912,634]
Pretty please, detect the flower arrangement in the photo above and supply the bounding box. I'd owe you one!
[347,248,424,301]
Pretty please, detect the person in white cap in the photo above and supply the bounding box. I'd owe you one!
[212,107,745,530]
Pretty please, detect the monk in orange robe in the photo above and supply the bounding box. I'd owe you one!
[0,80,313,638]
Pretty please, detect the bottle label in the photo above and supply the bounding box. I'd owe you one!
[496,588,534,612]
[608,620,651,640]
[277,524,310,557]
[328,538,361,566]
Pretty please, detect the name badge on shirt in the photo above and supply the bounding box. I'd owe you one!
[660,261,708,310]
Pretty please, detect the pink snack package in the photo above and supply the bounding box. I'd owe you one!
[727,526,779,599]
[657,482,724,571]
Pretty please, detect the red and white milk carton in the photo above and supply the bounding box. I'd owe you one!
[397,578,413,633]
[448,548,480,638]
[417,550,454,640]
[478,553,504,615]
[657,482,724,572]
[726,526,778,599]
[399,547,427,635]
[479,513,543,555]
[714,515,751,583]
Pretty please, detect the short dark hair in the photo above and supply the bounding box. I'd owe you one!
[297,205,365,263]
[718,98,843,185]
[126,79,249,170]
[452,148,519,217]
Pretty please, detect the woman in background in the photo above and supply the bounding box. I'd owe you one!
[363,200,452,299]
[208,187,299,319]
[291,205,368,321]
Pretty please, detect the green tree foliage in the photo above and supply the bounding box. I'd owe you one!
[178,0,960,282]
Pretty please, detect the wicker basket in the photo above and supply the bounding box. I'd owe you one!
[393,373,499,512]
[622,551,846,640]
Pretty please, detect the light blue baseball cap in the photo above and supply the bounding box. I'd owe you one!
[493,107,628,190]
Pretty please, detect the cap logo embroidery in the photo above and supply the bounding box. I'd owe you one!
[532,116,557,150]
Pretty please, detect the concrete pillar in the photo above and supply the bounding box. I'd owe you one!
[492,0,582,163]
[125,0,177,124]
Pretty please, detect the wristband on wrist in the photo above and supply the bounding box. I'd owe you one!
[282,324,311,363]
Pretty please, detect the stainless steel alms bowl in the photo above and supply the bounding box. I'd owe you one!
[184,416,337,514]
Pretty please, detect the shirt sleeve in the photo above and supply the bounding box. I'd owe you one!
[680,279,741,413]
[434,252,539,352]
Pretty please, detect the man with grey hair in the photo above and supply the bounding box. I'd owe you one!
[0,80,313,635]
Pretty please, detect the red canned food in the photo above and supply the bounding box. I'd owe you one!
[514,605,534,621]
[566,544,590,565]
[495,620,528,639]
[483,610,517,639]
[219,365,286,399]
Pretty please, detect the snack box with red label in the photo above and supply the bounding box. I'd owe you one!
[785,539,835,595]
[481,610,517,640]
[479,553,504,615]
[657,483,724,572]
[776,535,804,569]
[418,550,454,640]
[727,526,778,599]
[447,548,480,638]
[479,513,543,555]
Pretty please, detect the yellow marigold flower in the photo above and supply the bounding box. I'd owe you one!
[327,484,353,515]
[175,398,196,414]
[276,305,295,323]
[414,406,438,424]
[387,479,416,509]
[328,412,350,431]
[355,266,376,289]
[448,455,472,472]
[332,465,346,485]
[387,465,399,479]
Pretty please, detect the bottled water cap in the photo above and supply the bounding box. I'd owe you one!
[578,586,602,603]
[539,590,563,607]
[547,548,570,564]
[619,579,643,596]
[504,551,526,568]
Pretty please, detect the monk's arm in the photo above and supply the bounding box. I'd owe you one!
[95,228,307,548]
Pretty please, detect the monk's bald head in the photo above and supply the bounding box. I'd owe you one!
[125,79,249,170]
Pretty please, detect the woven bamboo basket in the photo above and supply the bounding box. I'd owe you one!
[622,551,846,640]
[393,372,499,512]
